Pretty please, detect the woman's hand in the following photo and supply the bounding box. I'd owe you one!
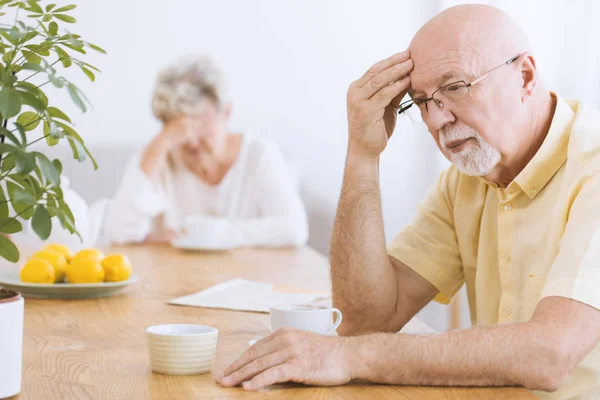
[140,116,202,176]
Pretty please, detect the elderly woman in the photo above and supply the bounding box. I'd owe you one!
[104,56,308,248]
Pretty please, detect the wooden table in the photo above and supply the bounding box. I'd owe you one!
[11,245,536,399]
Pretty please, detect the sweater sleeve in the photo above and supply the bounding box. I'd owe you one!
[228,143,309,248]
[103,151,168,244]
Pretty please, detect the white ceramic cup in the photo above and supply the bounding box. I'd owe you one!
[146,324,218,375]
[0,289,24,398]
[269,304,343,335]
[181,215,230,248]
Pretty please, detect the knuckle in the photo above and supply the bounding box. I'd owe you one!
[246,346,257,360]
[370,77,383,89]
[252,358,265,371]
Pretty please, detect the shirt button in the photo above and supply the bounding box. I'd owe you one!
[504,306,512,315]
[530,187,537,194]
[504,203,513,211]
[503,255,511,262]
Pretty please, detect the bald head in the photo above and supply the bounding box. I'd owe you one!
[409,4,531,85]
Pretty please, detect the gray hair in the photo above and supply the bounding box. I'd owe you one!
[151,55,228,122]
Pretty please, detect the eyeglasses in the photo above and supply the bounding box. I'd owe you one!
[398,54,522,118]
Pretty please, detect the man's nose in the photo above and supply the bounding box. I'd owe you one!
[424,100,456,134]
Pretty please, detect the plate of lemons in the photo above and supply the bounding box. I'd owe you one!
[0,244,138,299]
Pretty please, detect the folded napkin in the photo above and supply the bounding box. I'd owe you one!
[168,278,330,313]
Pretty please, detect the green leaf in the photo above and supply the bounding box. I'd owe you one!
[33,163,42,182]
[85,42,106,54]
[48,21,58,36]
[13,123,26,146]
[34,152,59,185]
[46,3,56,12]
[19,91,45,113]
[66,84,86,112]
[7,181,35,205]
[1,153,16,174]
[56,121,97,169]
[0,88,22,119]
[26,1,43,13]
[16,111,39,131]
[46,193,57,216]
[49,74,64,88]
[53,4,76,12]
[8,174,34,194]
[0,143,20,154]
[0,127,21,147]
[80,66,95,82]
[47,106,70,122]
[54,14,75,23]
[54,46,71,67]
[16,82,48,109]
[79,61,100,72]
[52,159,62,175]
[0,217,22,234]
[21,62,44,72]
[21,31,38,43]
[0,184,9,219]
[53,201,78,238]
[8,27,24,43]
[0,31,18,46]
[42,14,52,23]
[48,121,63,138]
[2,50,14,64]
[32,204,51,240]
[15,151,35,174]
[43,121,58,146]
[66,136,82,161]
[21,50,41,64]
[0,235,19,262]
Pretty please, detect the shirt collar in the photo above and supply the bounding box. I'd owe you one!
[512,93,575,200]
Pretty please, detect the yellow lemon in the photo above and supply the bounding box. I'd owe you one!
[66,257,105,284]
[43,243,73,262]
[72,248,105,263]
[101,254,132,282]
[31,250,68,283]
[20,259,55,284]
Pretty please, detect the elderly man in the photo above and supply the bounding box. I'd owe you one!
[216,4,600,398]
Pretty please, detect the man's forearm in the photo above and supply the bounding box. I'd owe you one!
[330,153,399,334]
[347,322,564,392]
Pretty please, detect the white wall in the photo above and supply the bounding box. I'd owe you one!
[38,0,600,331]
[61,0,441,239]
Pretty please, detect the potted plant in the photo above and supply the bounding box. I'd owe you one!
[0,287,24,398]
[0,0,104,263]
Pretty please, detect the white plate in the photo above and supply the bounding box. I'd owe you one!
[171,238,235,252]
[0,270,139,299]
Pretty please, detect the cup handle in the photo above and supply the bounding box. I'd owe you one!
[326,308,343,335]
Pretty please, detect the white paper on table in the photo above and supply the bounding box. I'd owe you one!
[168,278,330,313]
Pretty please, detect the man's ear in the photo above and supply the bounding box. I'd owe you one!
[519,54,537,102]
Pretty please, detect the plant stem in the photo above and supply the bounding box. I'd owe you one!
[26,133,49,147]
[21,58,62,82]
[0,118,7,165]
[0,166,15,182]
[0,203,35,230]
[36,80,50,89]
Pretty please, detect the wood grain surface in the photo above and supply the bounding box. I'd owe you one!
[6,245,536,399]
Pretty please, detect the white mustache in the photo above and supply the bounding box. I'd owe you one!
[440,123,480,148]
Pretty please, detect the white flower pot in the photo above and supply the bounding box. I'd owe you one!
[0,288,24,398]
